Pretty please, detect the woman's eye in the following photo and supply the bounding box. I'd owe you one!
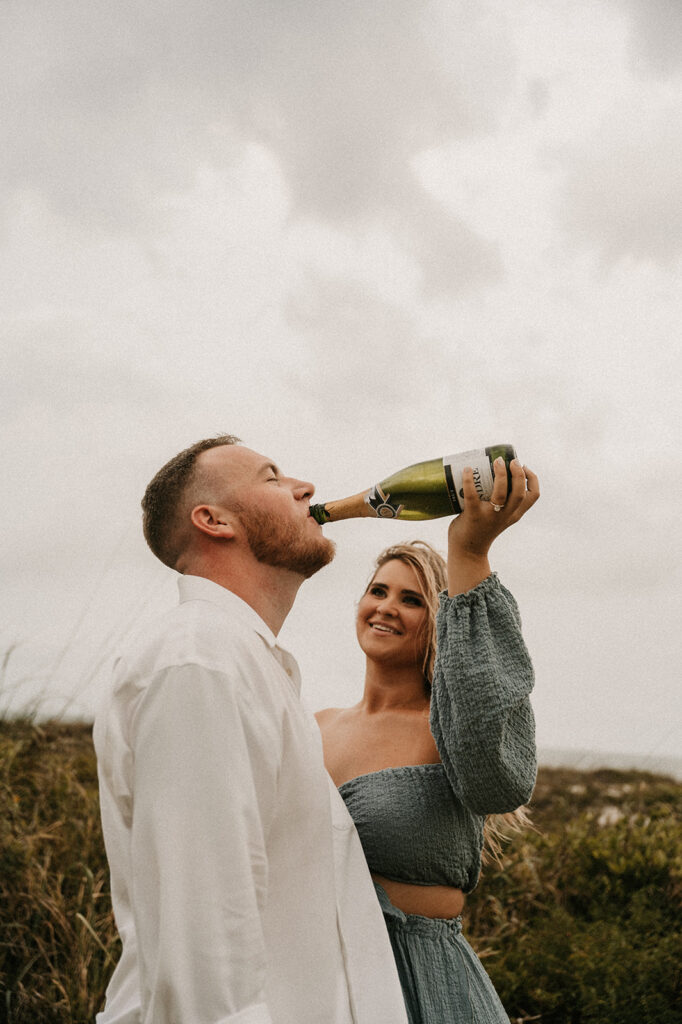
[404,596,423,606]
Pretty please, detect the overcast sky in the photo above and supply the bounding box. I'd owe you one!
[2,0,681,766]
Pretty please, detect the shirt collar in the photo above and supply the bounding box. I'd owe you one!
[177,574,278,649]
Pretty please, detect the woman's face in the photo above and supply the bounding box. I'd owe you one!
[356,558,429,667]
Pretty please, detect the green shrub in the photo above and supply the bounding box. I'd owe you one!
[1,726,680,1023]
[466,772,682,1023]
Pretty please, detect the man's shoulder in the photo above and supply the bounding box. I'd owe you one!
[120,599,267,679]
[95,603,275,748]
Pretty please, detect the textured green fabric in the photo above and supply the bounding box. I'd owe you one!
[430,573,537,824]
[339,763,484,891]
[339,573,537,1022]
[376,884,509,1024]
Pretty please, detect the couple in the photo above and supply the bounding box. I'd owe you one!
[94,434,540,1024]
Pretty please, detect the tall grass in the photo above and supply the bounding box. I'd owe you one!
[1,722,680,1023]
[0,721,119,1023]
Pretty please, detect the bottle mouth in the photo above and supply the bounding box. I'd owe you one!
[309,503,329,525]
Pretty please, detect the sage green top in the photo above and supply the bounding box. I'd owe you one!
[338,573,536,894]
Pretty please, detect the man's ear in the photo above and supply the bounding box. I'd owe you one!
[190,505,237,540]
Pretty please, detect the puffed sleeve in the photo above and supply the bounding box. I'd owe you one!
[429,573,537,815]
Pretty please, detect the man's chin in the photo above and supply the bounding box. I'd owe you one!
[300,537,336,578]
[238,505,336,578]
[251,537,336,579]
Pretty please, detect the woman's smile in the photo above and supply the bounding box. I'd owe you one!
[369,621,402,635]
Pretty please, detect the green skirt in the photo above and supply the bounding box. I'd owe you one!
[376,884,510,1024]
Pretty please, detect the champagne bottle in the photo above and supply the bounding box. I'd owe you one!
[309,444,517,524]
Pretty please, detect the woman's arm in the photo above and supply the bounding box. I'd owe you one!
[430,576,537,814]
[430,459,540,814]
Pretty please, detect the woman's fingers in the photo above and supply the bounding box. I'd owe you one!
[505,459,529,511]
[485,457,508,510]
[460,465,485,506]
[460,459,540,521]
[449,460,539,564]
[523,466,540,505]
[506,464,540,523]
[488,456,527,513]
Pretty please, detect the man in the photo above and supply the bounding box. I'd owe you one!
[94,435,408,1024]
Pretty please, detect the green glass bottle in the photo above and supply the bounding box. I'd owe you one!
[309,444,517,524]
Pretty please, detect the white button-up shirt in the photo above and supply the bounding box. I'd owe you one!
[94,575,407,1024]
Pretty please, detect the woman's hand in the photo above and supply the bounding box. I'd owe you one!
[447,458,540,595]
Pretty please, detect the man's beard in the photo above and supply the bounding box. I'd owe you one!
[233,504,336,578]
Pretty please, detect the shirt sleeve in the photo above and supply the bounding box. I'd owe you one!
[429,573,537,815]
[129,660,279,1024]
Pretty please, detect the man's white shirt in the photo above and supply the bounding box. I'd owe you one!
[94,574,407,1024]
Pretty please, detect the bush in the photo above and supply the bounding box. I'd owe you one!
[1,728,680,1023]
[466,770,682,1023]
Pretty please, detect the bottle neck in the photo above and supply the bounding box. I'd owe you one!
[310,489,374,523]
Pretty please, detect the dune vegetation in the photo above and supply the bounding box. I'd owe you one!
[1,719,680,1023]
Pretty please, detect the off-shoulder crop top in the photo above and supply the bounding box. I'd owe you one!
[337,574,537,895]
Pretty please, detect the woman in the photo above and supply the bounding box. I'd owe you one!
[316,457,539,1024]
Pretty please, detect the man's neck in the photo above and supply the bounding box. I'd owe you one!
[185,557,304,636]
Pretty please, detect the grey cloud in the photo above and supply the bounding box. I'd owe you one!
[526,78,550,119]
[391,193,502,297]
[2,0,514,293]
[245,0,511,220]
[623,0,682,77]
[284,275,440,421]
[557,101,682,264]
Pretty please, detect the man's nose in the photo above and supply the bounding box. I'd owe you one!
[290,478,315,500]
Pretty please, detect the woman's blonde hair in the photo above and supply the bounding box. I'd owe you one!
[369,540,532,864]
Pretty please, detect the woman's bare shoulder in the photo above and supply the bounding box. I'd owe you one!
[314,706,345,725]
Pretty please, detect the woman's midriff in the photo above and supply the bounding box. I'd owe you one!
[371,873,466,919]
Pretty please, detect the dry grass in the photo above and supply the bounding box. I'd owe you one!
[1,721,680,1023]
[0,721,119,1024]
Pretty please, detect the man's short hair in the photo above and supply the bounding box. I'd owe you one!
[141,435,241,569]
